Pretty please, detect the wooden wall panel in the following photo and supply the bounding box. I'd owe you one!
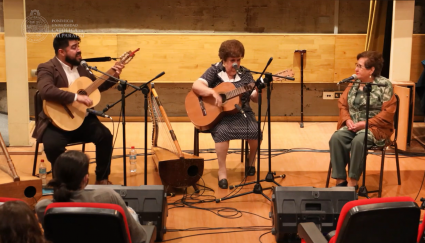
[334,35,366,82]
[117,34,336,83]
[411,34,425,83]
[0,33,421,83]
[26,33,118,82]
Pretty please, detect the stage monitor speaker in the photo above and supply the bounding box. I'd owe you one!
[85,185,167,241]
[270,186,357,243]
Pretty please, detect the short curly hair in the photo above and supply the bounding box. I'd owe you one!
[218,40,245,61]
[357,51,384,77]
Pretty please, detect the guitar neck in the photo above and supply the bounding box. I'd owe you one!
[85,69,117,95]
[225,82,255,100]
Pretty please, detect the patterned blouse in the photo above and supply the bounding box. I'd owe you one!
[340,76,393,146]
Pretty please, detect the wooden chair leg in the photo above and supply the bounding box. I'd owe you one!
[378,148,386,198]
[325,161,331,188]
[82,143,86,153]
[394,142,401,185]
[32,141,40,176]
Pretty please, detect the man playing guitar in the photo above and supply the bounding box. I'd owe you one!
[32,32,124,185]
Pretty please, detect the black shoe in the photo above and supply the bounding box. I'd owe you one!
[218,179,228,189]
[245,166,255,176]
[336,181,348,187]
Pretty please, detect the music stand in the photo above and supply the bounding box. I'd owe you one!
[216,58,294,203]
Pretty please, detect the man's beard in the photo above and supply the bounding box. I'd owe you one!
[65,53,81,66]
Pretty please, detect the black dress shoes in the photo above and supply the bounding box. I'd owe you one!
[336,181,348,187]
[218,179,228,189]
[245,166,255,176]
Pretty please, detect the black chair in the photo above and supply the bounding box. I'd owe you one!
[193,127,248,163]
[44,202,156,243]
[325,94,401,198]
[32,91,86,176]
[298,196,420,243]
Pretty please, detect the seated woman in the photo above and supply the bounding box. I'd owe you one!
[329,51,396,188]
[192,39,259,189]
[35,151,146,243]
[0,200,46,243]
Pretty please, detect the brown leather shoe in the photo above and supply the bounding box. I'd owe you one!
[95,179,113,185]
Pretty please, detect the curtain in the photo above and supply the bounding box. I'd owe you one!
[365,0,388,52]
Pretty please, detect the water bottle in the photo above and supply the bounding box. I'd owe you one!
[39,159,47,187]
[130,146,137,175]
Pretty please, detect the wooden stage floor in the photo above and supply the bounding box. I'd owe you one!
[4,122,425,243]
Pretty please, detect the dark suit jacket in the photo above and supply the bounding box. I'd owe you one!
[32,57,117,140]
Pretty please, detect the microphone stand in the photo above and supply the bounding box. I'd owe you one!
[295,50,306,128]
[216,58,292,203]
[87,64,164,186]
[339,80,388,198]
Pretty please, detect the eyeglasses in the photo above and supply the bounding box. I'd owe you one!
[355,63,366,69]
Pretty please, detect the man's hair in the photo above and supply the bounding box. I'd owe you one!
[53,32,81,55]
[47,150,89,202]
[218,39,245,61]
[357,51,384,77]
[0,200,45,243]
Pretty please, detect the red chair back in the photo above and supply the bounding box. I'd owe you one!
[44,202,131,243]
[0,197,25,203]
[330,197,420,243]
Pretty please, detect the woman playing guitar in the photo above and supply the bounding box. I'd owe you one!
[191,40,259,189]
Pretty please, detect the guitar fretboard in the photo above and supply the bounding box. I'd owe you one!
[225,83,255,100]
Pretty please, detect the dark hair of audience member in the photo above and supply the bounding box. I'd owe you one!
[47,150,89,202]
[0,200,46,243]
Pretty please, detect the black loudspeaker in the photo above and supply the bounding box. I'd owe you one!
[270,186,357,243]
[85,185,167,241]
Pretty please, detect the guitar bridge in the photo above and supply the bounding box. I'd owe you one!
[198,97,207,116]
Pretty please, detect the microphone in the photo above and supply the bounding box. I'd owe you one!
[80,60,93,74]
[87,108,110,118]
[80,60,91,70]
[234,104,246,118]
[337,74,357,85]
[83,57,113,62]
[232,63,243,75]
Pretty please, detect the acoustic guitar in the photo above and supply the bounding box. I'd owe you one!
[43,49,139,131]
[185,69,294,131]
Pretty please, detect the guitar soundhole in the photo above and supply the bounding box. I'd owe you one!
[187,165,199,177]
[220,94,227,103]
[77,89,87,95]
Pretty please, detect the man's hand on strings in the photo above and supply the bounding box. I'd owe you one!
[76,94,93,107]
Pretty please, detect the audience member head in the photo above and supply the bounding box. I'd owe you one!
[48,151,89,202]
[0,200,45,243]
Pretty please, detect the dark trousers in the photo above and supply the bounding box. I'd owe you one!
[329,129,373,180]
[42,114,113,181]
